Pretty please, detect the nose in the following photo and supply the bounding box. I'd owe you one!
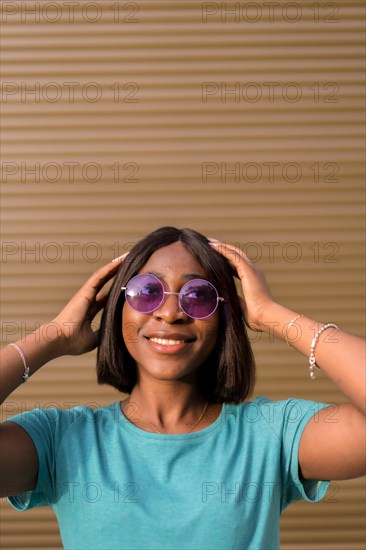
[152,292,187,323]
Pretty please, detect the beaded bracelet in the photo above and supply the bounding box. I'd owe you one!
[8,343,30,383]
[309,323,339,380]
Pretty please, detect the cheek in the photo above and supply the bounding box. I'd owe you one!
[200,315,220,349]
[122,304,141,348]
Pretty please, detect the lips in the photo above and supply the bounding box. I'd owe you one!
[144,332,196,348]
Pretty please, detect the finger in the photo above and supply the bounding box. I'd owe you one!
[80,254,128,299]
[112,251,130,263]
[88,292,110,320]
[209,240,253,265]
[209,241,255,281]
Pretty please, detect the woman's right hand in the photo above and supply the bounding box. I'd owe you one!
[1,255,127,498]
[51,253,128,356]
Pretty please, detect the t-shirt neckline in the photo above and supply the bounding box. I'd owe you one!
[114,401,229,440]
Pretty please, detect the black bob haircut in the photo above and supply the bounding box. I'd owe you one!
[97,226,255,404]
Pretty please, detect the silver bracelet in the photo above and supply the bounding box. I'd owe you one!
[8,343,30,382]
[285,314,303,346]
[309,323,339,380]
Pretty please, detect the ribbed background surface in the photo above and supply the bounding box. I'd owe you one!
[1,1,365,548]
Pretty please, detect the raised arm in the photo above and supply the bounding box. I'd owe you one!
[0,255,127,497]
[209,238,366,481]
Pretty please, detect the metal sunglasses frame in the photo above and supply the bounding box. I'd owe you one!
[121,274,224,319]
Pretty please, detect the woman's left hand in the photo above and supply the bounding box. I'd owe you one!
[209,239,276,331]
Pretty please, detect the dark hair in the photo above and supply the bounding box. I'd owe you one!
[97,226,255,403]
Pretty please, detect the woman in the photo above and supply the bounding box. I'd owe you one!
[1,226,365,550]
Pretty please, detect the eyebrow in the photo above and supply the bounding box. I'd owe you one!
[147,270,206,281]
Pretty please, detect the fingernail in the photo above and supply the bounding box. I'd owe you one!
[112,251,129,263]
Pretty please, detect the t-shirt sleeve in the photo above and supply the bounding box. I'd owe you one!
[5,408,67,511]
[277,398,331,510]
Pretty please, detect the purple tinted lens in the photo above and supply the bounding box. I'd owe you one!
[125,274,163,313]
[180,279,218,319]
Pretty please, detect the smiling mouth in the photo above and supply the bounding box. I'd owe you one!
[147,337,195,346]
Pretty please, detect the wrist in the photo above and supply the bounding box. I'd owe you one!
[4,323,66,388]
[24,322,67,360]
[256,301,288,334]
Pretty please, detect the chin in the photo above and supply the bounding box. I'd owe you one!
[138,361,199,383]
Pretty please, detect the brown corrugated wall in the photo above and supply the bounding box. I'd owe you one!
[1,1,365,548]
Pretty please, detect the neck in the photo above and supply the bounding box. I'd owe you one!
[122,379,211,434]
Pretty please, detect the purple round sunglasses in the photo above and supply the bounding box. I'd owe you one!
[121,273,224,319]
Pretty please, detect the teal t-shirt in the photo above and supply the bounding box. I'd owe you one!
[7,397,329,550]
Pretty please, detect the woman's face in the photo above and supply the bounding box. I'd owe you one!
[122,242,220,385]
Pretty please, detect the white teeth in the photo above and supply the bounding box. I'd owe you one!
[149,337,186,346]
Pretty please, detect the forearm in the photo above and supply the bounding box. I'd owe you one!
[260,302,366,415]
[0,260,122,407]
[0,323,64,405]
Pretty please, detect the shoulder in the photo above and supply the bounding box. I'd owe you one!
[224,396,328,433]
[5,402,120,441]
[222,397,330,478]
